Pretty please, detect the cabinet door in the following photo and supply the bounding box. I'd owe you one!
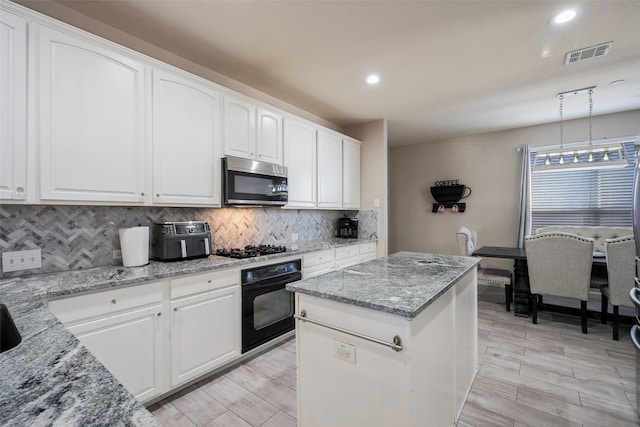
[342,138,361,209]
[256,107,283,164]
[170,285,240,387]
[152,69,221,206]
[223,95,255,159]
[38,27,146,203]
[317,131,343,209]
[0,11,27,201]
[284,118,317,208]
[67,304,167,403]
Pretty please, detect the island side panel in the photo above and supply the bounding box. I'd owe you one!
[408,283,457,427]
[295,294,412,427]
[454,268,478,418]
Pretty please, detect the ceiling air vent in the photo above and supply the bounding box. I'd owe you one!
[565,42,613,65]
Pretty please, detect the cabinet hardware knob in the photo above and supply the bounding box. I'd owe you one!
[300,309,307,318]
[140,192,145,197]
[173,307,178,312]
[156,194,160,198]
[157,312,162,317]
[208,280,212,284]
[111,299,117,304]
[16,186,25,194]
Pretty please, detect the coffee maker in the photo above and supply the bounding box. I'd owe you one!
[336,217,358,239]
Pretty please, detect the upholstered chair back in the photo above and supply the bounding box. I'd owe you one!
[456,226,478,257]
[525,232,594,301]
[604,236,635,307]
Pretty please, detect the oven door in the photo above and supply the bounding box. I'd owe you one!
[242,275,298,353]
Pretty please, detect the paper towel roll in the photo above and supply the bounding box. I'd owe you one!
[118,226,149,267]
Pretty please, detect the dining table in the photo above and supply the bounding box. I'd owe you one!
[472,246,607,317]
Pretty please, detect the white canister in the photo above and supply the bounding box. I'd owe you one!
[118,226,149,267]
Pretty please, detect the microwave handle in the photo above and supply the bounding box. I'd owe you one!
[180,240,187,258]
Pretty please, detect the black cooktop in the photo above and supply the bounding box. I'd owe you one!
[215,244,287,259]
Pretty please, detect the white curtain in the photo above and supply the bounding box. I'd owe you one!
[517,145,531,248]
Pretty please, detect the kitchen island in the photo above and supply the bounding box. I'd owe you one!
[286,252,480,427]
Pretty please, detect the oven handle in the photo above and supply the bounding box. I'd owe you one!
[242,273,302,292]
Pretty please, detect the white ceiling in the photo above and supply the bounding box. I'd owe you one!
[34,1,640,146]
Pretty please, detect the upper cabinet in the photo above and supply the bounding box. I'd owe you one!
[38,26,147,204]
[284,118,317,208]
[223,95,283,165]
[317,130,343,209]
[342,138,361,209]
[0,11,27,202]
[152,68,222,206]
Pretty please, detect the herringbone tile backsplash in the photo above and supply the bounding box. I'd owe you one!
[0,206,377,278]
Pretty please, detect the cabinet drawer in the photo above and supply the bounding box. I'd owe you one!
[303,263,336,279]
[171,268,240,299]
[303,249,335,268]
[360,242,377,255]
[48,281,167,325]
[335,245,359,259]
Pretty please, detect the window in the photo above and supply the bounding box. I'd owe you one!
[529,139,636,231]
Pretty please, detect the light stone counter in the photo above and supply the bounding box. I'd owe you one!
[287,251,480,318]
[0,238,373,425]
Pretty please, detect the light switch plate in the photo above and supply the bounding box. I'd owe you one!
[2,249,42,272]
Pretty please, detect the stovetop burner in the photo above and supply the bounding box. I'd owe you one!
[215,244,287,259]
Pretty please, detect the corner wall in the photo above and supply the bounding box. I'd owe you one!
[346,119,389,256]
[389,109,640,267]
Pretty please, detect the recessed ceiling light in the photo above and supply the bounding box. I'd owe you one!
[366,74,380,85]
[549,8,582,26]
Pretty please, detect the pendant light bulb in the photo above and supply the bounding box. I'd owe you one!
[603,150,610,161]
[558,154,565,165]
[573,153,579,163]
[544,155,551,166]
[587,152,594,162]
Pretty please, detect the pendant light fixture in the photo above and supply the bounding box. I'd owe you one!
[533,86,631,172]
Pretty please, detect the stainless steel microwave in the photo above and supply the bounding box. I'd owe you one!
[222,156,288,206]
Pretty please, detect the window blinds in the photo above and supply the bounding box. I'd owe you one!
[529,139,636,231]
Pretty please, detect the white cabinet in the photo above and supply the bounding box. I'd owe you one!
[223,95,283,164]
[302,249,336,279]
[342,138,361,209]
[0,10,27,201]
[256,107,283,164]
[284,118,317,208]
[38,26,146,204]
[317,131,343,209]
[67,304,166,403]
[152,68,222,206]
[359,242,377,263]
[47,281,169,403]
[170,269,241,387]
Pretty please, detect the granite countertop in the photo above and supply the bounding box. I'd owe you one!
[0,238,373,426]
[286,251,480,319]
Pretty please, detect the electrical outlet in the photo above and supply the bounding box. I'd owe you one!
[334,340,356,364]
[292,233,299,242]
[113,250,122,260]
[2,249,42,272]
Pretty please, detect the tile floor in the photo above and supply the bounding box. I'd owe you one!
[149,286,638,426]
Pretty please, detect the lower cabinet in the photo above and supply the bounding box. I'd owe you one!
[170,284,240,387]
[67,303,167,402]
[48,281,169,403]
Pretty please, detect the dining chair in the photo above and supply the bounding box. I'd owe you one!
[525,232,594,333]
[456,226,513,311]
[601,235,635,340]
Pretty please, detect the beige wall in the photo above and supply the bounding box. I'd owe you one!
[389,109,640,268]
[345,119,389,256]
